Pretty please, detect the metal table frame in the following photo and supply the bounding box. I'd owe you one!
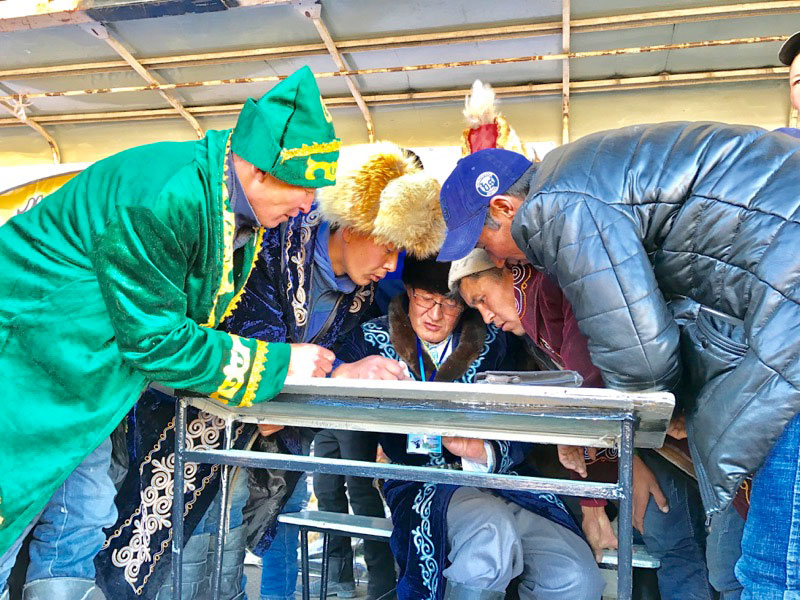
[279,511,395,600]
[171,378,674,600]
[276,509,660,599]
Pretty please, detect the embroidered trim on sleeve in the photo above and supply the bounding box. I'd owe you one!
[239,341,270,408]
[210,335,251,404]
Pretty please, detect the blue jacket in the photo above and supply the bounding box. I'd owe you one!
[511,121,800,515]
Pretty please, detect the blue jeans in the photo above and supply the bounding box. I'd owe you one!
[736,412,800,600]
[707,502,744,600]
[259,475,309,600]
[638,451,714,600]
[194,469,249,534]
[0,438,117,593]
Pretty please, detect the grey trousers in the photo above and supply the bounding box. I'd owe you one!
[443,487,605,600]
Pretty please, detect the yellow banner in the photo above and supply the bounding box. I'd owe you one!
[0,171,82,226]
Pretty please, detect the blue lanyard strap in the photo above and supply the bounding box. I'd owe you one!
[416,335,452,382]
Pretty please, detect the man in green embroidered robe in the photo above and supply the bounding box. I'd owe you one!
[0,66,340,598]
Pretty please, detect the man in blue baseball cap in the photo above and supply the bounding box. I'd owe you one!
[437,148,534,266]
[441,149,718,600]
[438,122,800,599]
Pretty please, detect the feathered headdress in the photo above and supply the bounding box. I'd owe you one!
[460,80,529,158]
[317,142,445,258]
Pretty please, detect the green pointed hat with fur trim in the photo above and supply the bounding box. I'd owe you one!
[231,66,340,188]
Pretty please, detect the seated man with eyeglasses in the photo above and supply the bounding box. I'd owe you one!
[332,256,603,600]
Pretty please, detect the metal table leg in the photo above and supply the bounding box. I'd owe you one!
[211,417,235,600]
[301,529,310,600]
[172,398,188,600]
[617,415,636,600]
[319,533,330,600]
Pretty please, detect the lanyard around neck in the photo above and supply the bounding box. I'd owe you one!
[416,334,453,382]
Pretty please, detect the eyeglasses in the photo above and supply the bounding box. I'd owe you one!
[411,291,464,317]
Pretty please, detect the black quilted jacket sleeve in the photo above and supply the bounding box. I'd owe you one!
[512,187,681,392]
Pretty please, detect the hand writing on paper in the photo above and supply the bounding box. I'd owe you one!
[331,356,409,380]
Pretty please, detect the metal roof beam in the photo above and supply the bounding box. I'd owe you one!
[296,0,375,142]
[80,22,203,138]
[0,35,787,104]
[0,67,787,128]
[3,1,798,79]
[0,98,61,163]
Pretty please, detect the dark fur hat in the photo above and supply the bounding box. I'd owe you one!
[401,256,451,296]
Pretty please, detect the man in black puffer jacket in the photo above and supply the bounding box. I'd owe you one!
[436,128,800,600]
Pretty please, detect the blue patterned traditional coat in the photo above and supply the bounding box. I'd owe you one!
[336,295,582,600]
[97,205,375,600]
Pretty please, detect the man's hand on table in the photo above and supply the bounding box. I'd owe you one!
[331,356,409,380]
[287,343,335,377]
[263,344,334,437]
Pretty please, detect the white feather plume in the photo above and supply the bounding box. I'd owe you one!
[463,80,497,127]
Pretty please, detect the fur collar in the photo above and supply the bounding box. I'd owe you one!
[387,294,487,382]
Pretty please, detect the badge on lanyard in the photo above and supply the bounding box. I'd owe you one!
[407,433,443,455]
[408,335,449,454]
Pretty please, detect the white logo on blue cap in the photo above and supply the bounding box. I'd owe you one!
[475,171,500,197]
